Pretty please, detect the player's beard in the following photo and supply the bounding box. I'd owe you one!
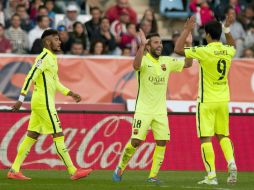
[150,48,161,59]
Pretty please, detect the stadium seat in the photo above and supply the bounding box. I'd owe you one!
[160,0,190,19]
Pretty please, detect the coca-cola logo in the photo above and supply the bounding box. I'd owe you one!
[0,113,155,169]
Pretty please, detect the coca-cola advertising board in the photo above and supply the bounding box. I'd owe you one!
[0,111,254,171]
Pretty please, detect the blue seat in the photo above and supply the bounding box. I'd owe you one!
[160,0,190,19]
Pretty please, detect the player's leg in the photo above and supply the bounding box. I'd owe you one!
[215,102,237,184]
[113,113,151,182]
[8,111,40,180]
[52,132,92,180]
[42,109,92,180]
[197,103,218,185]
[148,114,169,183]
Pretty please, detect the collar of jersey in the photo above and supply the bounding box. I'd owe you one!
[207,41,222,46]
[146,53,159,64]
[43,48,56,58]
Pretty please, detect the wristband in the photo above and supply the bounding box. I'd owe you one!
[223,26,231,34]
[18,95,25,102]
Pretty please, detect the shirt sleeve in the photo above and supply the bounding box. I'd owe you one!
[56,75,70,96]
[21,58,47,95]
[227,45,236,57]
[136,55,147,71]
[166,57,184,72]
[184,46,205,61]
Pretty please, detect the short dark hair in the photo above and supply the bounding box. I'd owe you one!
[0,23,4,29]
[11,13,20,20]
[90,6,101,13]
[41,29,58,39]
[146,33,160,40]
[204,20,222,40]
[16,4,26,10]
[38,5,47,11]
[225,6,235,15]
[73,21,83,29]
[36,15,48,23]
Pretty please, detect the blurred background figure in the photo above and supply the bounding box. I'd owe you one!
[57,3,79,32]
[241,48,254,58]
[89,40,106,55]
[85,6,102,43]
[45,0,56,28]
[221,6,245,57]
[90,17,116,54]
[5,14,29,54]
[139,8,158,33]
[138,19,152,36]
[69,21,87,53]
[105,0,137,24]
[70,40,85,55]
[28,15,50,50]
[57,25,72,53]
[0,23,12,53]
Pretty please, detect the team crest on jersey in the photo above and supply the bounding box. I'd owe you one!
[35,59,42,68]
[133,129,139,135]
[161,64,166,71]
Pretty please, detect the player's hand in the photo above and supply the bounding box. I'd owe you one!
[186,32,193,44]
[72,93,81,103]
[224,14,234,28]
[138,29,149,46]
[184,15,196,31]
[12,101,22,112]
[68,91,81,103]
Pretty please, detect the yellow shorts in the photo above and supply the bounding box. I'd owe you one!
[131,113,170,141]
[28,109,62,134]
[196,102,229,138]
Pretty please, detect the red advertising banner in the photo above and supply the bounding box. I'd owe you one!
[0,55,253,103]
[0,111,253,171]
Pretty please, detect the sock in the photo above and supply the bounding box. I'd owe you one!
[220,137,235,166]
[149,145,166,178]
[118,141,136,172]
[11,136,37,172]
[201,142,216,179]
[53,136,76,175]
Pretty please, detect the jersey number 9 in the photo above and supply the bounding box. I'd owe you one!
[217,59,226,80]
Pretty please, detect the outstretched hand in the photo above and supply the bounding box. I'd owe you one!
[138,29,149,46]
[184,15,196,31]
[186,32,193,44]
[224,14,234,28]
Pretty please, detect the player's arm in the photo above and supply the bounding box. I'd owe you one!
[133,29,149,70]
[184,58,193,68]
[56,75,81,103]
[12,59,47,112]
[223,14,236,48]
[183,33,193,68]
[174,15,195,56]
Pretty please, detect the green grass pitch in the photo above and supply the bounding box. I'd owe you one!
[0,170,254,190]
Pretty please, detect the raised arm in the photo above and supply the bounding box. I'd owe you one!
[223,14,236,48]
[174,16,196,56]
[133,29,149,70]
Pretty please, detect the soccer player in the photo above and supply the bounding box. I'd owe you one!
[112,29,193,183]
[174,15,237,185]
[7,29,92,180]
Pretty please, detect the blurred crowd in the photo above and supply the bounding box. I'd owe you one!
[188,0,254,58]
[0,0,253,58]
[0,0,157,56]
